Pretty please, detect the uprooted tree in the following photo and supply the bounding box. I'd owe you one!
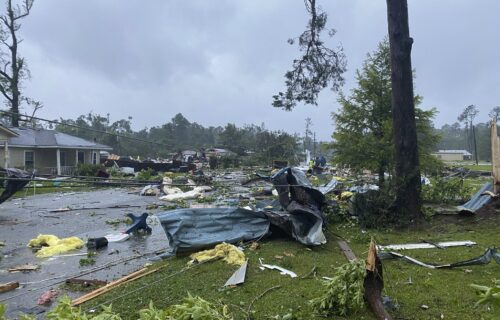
[0,0,34,127]
[331,39,440,188]
[274,0,425,224]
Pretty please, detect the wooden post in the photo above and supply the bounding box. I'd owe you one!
[490,121,500,193]
[4,141,8,168]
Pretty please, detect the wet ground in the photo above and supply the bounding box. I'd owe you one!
[0,188,168,317]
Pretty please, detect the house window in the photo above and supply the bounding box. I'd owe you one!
[77,151,85,164]
[60,151,66,166]
[24,151,34,170]
[92,152,98,164]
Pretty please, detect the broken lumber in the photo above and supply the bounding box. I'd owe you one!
[8,264,39,272]
[72,265,164,306]
[364,240,392,320]
[337,240,357,261]
[0,281,19,293]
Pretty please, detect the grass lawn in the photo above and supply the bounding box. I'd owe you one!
[461,164,492,172]
[75,212,500,320]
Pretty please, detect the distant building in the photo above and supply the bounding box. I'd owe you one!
[431,150,472,161]
[206,148,236,157]
[0,126,112,175]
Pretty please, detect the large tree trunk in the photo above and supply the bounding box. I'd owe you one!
[386,0,422,223]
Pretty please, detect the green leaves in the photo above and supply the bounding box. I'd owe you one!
[470,281,500,307]
[330,39,440,181]
[310,259,366,316]
[138,301,167,320]
[3,294,232,320]
[163,293,232,320]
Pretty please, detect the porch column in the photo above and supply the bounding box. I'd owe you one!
[56,148,61,176]
[4,141,8,168]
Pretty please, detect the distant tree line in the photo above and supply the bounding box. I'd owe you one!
[435,121,491,162]
[53,113,301,165]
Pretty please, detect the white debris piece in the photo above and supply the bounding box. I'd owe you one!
[377,240,476,251]
[258,258,297,278]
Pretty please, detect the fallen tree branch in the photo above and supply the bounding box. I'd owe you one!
[246,285,281,319]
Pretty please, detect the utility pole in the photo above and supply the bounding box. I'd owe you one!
[313,132,316,156]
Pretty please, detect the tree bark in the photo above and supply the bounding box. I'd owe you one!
[7,0,19,127]
[386,0,422,223]
[472,123,478,164]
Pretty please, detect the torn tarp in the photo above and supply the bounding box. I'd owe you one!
[0,168,31,204]
[379,247,500,269]
[456,182,493,214]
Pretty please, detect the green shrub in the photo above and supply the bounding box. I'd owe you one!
[350,189,396,228]
[220,156,240,169]
[422,177,473,204]
[208,157,218,170]
[76,163,103,177]
[136,168,160,181]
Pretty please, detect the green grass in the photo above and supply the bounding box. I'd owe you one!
[1,180,105,198]
[447,162,492,172]
[74,213,500,320]
[461,164,492,172]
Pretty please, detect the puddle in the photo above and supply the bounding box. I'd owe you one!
[0,188,168,317]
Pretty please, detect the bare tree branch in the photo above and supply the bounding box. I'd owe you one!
[0,0,35,126]
[0,82,12,102]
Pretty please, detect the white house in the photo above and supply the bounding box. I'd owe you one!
[0,125,112,175]
[431,149,473,161]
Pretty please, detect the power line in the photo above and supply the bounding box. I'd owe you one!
[0,110,169,147]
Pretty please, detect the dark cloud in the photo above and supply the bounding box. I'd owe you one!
[9,0,500,141]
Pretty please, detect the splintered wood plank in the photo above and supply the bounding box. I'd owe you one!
[337,240,357,261]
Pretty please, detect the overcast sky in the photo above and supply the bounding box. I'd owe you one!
[13,0,500,140]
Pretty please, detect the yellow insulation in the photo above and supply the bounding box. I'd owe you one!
[189,242,245,266]
[27,234,85,258]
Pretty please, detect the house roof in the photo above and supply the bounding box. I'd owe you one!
[0,124,19,137]
[436,149,472,156]
[7,127,113,150]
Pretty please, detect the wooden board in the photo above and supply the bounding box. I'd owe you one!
[0,281,19,293]
[72,265,164,306]
[336,240,357,261]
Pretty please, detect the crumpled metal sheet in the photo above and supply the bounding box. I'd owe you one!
[379,247,500,269]
[0,168,31,204]
[157,208,270,254]
[456,182,493,214]
[271,167,328,211]
[264,201,326,245]
[158,167,332,254]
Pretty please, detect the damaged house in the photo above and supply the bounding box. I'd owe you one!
[0,125,112,175]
